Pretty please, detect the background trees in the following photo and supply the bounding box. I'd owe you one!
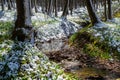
[0,0,119,41]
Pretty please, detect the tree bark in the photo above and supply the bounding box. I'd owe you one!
[104,0,108,21]
[12,0,34,43]
[61,0,69,20]
[108,0,113,20]
[85,0,101,25]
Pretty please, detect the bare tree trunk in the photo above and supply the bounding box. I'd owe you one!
[47,0,53,16]
[7,0,12,10]
[54,0,57,17]
[12,0,34,43]
[85,0,101,25]
[104,0,108,21]
[1,0,4,11]
[108,0,113,20]
[69,0,73,15]
[61,0,69,20]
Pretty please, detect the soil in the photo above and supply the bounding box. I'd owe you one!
[45,42,120,80]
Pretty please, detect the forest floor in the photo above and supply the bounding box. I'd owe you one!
[44,13,120,80]
[45,41,120,80]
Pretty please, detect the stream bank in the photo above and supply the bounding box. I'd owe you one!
[44,42,120,80]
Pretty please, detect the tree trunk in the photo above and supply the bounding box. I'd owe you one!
[108,0,113,20]
[69,0,73,15]
[104,0,108,21]
[12,0,34,43]
[47,0,53,16]
[7,0,12,10]
[85,0,101,25]
[61,0,69,20]
[54,0,58,17]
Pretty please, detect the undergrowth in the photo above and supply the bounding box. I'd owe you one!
[0,21,78,80]
[114,10,120,18]
[0,21,13,43]
[69,24,120,59]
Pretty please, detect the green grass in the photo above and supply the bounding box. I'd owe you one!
[0,21,13,43]
[0,21,14,60]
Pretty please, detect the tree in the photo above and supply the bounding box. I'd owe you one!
[107,0,113,20]
[12,0,34,43]
[54,0,58,17]
[61,0,69,20]
[85,0,102,25]
[7,0,12,10]
[104,0,108,21]
[47,0,53,16]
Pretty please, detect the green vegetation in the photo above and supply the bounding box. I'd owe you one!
[114,11,120,17]
[0,21,13,43]
[32,20,58,27]
[69,23,120,59]
[0,22,14,59]
[0,22,78,80]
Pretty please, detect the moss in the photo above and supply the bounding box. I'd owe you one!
[114,11,120,18]
[69,27,93,47]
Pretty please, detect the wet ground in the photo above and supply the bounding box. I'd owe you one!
[36,39,120,80]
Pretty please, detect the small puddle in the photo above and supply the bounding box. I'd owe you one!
[71,67,107,79]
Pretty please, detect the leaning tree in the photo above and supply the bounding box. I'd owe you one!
[85,0,102,25]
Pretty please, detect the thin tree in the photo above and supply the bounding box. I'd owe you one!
[85,0,102,25]
[107,0,113,20]
[104,0,108,21]
[61,0,69,20]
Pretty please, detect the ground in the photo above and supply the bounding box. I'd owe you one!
[45,40,120,80]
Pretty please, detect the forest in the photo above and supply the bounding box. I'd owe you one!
[0,0,120,80]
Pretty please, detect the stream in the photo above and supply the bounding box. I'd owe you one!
[36,38,105,80]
